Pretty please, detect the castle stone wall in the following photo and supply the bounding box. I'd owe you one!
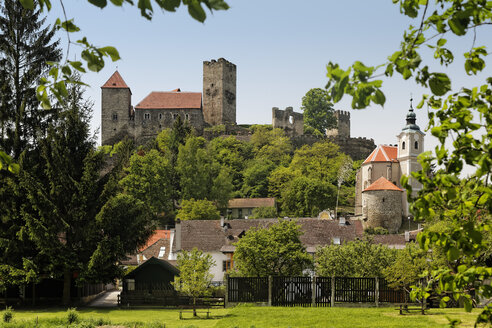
[328,136,375,161]
[362,189,402,233]
[272,107,304,137]
[203,58,236,126]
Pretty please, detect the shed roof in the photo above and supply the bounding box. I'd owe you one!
[363,145,398,164]
[101,71,130,89]
[135,91,202,109]
[124,257,179,278]
[227,198,276,209]
[363,177,403,192]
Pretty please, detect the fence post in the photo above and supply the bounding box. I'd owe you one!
[375,277,379,308]
[312,276,316,307]
[268,276,272,306]
[331,276,335,307]
[224,274,229,308]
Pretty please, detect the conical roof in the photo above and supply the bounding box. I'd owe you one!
[101,71,130,89]
[363,176,403,192]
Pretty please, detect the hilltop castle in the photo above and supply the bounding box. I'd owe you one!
[100,58,375,161]
[101,58,236,145]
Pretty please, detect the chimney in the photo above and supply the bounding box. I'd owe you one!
[339,217,346,226]
[405,231,410,242]
[175,219,182,251]
[220,216,225,227]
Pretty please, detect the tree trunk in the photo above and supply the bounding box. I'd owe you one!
[193,297,197,317]
[62,269,71,306]
[32,283,36,306]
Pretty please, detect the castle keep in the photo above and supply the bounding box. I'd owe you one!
[101,58,236,145]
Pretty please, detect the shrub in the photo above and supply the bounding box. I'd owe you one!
[364,227,389,235]
[66,308,79,324]
[2,306,13,323]
[251,206,277,219]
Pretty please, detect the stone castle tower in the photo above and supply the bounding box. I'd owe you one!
[101,71,133,145]
[326,110,350,138]
[203,58,236,126]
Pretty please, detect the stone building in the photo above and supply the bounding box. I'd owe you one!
[101,58,236,145]
[272,106,304,137]
[354,105,425,231]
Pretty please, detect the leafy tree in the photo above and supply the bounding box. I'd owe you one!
[233,220,312,277]
[315,238,397,277]
[251,206,278,219]
[176,136,232,207]
[176,198,220,221]
[301,88,337,134]
[239,158,276,198]
[0,0,60,158]
[208,136,253,194]
[250,126,292,166]
[281,176,336,217]
[323,0,492,324]
[173,248,215,317]
[119,149,174,223]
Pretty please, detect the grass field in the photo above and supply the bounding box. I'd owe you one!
[1,305,481,328]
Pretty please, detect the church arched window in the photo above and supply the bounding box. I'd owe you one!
[415,141,419,149]
[402,141,406,150]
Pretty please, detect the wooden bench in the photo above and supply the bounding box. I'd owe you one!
[396,304,426,315]
[178,307,210,319]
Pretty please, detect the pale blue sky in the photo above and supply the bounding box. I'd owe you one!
[47,1,491,149]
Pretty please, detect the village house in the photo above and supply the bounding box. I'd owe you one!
[226,197,276,219]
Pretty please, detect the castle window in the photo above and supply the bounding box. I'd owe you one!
[112,113,118,121]
[144,113,150,120]
[159,113,163,120]
[173,113,178,120]
[402,141,406,150]
[415,141,419,149]
[185,113,190,121]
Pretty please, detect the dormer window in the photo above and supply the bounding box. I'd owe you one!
[144,113,151,120]
[414,141,419,149]
[402,141,406,150]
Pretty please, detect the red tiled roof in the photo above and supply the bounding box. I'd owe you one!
[227,198,276,209]
[101,71,130,89]
[363,177,403,192]
[363,145,398,164]
[139,230,171,252]
[135,91,202,109]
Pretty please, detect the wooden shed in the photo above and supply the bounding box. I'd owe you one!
[120,257,184,306]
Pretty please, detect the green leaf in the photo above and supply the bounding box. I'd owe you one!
[157,0,181,11]
[447,246,459,261]
[428,73,451,96]
[19,0,34,10]
[61,20,80,32]
[69,61,87,73]
[99,46,121,61]
[138,0,153,19]
[88,0,108,8]
[187,0,206,22]
[373,89,386,106]
[448,16,467,36]
[437,38,447,47]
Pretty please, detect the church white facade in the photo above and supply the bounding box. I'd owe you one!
[354,105,425,232]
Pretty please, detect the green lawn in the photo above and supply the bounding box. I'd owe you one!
[2,306,481,328]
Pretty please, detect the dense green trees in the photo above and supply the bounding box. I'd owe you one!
[176,199,220,221]
[233,220,312,277]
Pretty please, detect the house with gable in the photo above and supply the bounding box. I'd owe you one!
[170,218,365,283]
